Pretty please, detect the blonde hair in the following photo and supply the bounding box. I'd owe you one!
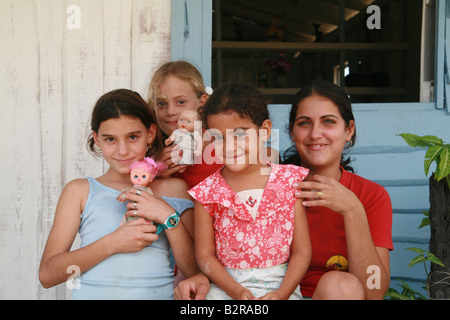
[147,61,206,111]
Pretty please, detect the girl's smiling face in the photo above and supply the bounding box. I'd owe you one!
[155,75,207,135]
[291,94,354,172]
[93,116,155,176]
[207,111,271,173]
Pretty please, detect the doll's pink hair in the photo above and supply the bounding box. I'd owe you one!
[130,157,167,178]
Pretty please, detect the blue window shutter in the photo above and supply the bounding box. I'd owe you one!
[435,0,447,110]
[444,0,450,114]
[171,0,213,86]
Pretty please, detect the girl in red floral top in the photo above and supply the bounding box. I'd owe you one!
[189,83,311,300]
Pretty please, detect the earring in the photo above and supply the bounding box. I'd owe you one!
[95,144,102,154]
[345,141,353,149]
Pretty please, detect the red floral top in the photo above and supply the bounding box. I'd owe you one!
[188,163,309,269]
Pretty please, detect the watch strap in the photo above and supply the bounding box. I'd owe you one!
[156,211,180,234]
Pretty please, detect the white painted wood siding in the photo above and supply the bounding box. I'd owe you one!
[0,0,171,299]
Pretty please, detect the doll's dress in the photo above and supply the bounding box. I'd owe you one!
[171,129,200,165]
[119,185,153,225]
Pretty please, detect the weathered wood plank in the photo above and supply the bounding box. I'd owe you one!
[64,0,105,184]
[392,213,430,243]
[104,0,133,92]
[389,182,430,206]
[349,151,429,182]
[0,0,41,299]
[34,0,66,300]
[132,0,171,99]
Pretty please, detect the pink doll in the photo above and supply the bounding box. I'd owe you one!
[117,157,167,224]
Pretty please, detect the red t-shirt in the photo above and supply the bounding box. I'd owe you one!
[300,168,393,298]
[172,142,223,189]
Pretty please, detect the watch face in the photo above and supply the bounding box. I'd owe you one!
[168,217,178,226]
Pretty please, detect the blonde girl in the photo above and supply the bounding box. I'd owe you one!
[148,61,222,188]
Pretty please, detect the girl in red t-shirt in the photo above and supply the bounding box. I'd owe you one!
[284,80,393,300]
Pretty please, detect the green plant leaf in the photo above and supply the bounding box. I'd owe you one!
[442,149,450,177]
[408,255,426,267]
[418,217,430,229]
[385,280,427,300]
[427,253,445,267]
[398,279,409,286]
[424,145,444,176]
[436,148,450,181]
[407,247,424,254]
[398,133,443,148]
[385,290,410,300]
[384,290,401,300]
[398,133,430,147]
[421,135,444,146]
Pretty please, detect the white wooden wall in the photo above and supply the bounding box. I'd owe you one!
[0,0,171,300]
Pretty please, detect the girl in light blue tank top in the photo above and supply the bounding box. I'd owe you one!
[72,178,193,300]
[39,89,199,299]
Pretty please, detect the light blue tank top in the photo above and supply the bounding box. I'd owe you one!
[71,177,194,300]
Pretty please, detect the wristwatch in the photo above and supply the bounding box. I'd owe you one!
[156,211,180,234]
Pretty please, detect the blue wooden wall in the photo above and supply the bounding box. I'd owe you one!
[172,0,450,297]
[269,103,450,295]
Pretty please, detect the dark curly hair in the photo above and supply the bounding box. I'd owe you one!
[200,83,270,127]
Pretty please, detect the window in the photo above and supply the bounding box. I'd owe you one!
[212,0,430,104]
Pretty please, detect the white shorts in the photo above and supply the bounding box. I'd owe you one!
[206,263,303,300]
